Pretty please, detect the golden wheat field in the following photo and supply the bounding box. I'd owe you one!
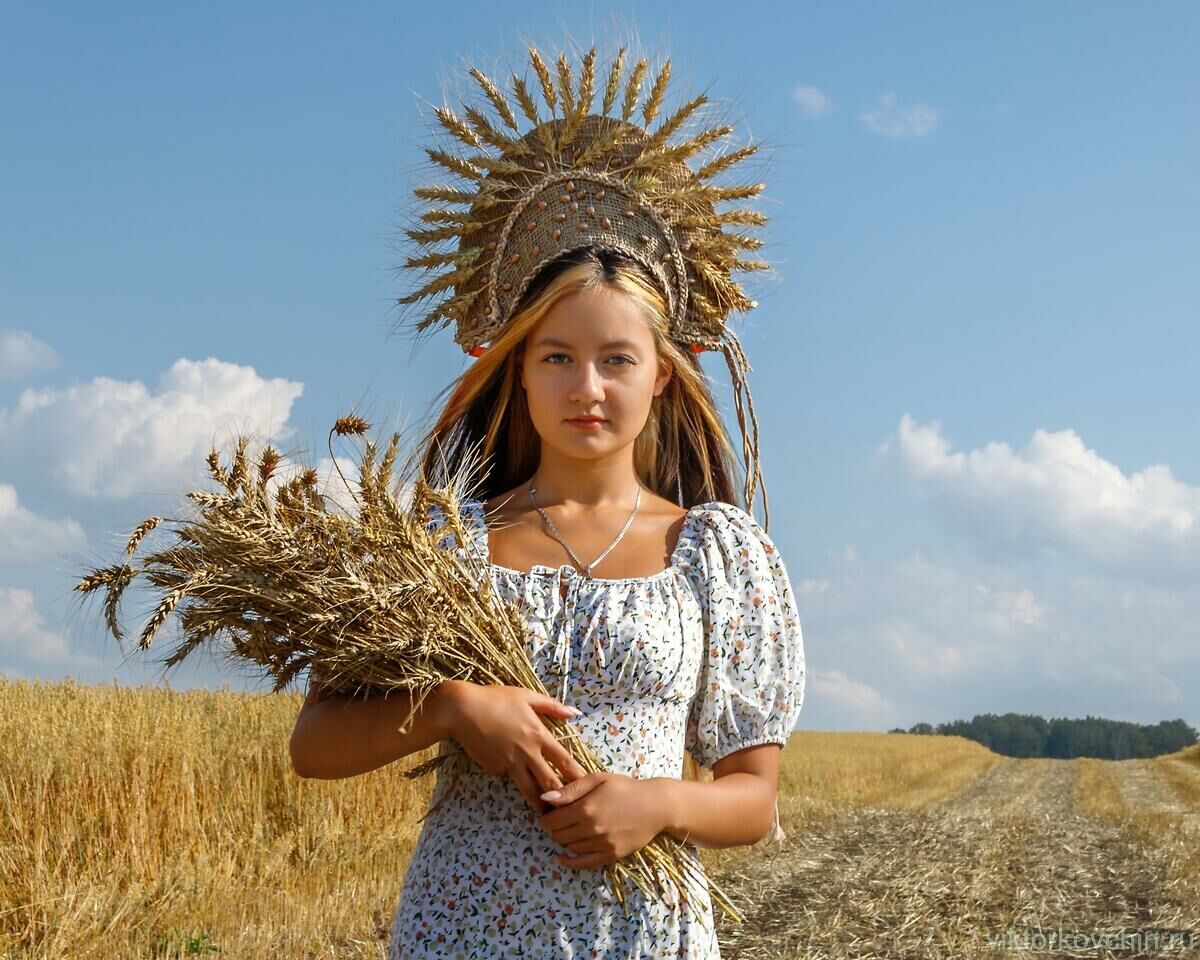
[2,679,1198,959]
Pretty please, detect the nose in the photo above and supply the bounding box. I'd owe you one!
[567,360,605,405]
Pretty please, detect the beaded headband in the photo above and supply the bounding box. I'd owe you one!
[396,44,770,520]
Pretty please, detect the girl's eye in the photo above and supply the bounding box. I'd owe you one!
[542,354,635,366]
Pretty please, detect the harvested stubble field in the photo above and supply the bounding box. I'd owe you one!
[2,679,1198,959]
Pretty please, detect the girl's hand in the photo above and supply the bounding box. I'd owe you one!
[440,682,588,812]
[537,773,670,869]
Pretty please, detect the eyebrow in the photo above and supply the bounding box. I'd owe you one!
[532,337,641,351]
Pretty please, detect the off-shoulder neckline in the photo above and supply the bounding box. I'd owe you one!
[465,497,726,584]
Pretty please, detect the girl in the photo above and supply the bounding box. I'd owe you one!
[289,45,805,959]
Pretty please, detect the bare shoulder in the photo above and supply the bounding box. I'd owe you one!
[484,484,685,522]
[640,490,690,545]
[483,481,689,575]
[641,489,688,519]
[482,484,533,525]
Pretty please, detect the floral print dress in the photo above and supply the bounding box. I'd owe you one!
[388,496,806,959]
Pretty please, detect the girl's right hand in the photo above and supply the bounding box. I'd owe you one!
[440,682,589,812]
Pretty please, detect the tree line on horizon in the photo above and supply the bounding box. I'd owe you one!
[888,712,1197,759]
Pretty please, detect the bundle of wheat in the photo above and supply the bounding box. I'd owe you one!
[74,414,742,926]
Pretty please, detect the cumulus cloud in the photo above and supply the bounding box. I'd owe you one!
[792,545,1051,730]
[245,449,393,518]
[809,668,895,729]
[0,357,304,499]
[0,483,86,561]
[795,541,1198,731]
[860,92,939,138]
[308,455,367,517]
[794,415,1200,729]
[0,330,59,380]
[877,414,1200,582]
[0,586,99,665]
[844,551,1043,683]
[792,85,833,118]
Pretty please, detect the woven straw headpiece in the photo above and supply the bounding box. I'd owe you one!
[397,44,770,520]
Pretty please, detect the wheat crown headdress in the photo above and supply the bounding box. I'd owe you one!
[397,43,771,517]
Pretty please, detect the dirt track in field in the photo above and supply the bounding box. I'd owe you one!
[711,759,1200,959]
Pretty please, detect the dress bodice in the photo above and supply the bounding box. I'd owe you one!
[390,495,806,958]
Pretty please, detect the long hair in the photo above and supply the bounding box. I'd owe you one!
[417,247,745,508]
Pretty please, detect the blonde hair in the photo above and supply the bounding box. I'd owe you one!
[418,248,746,508]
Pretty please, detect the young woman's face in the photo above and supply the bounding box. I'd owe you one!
[520,285,671,462]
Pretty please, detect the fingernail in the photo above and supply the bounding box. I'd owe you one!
[541,790,562,801]
[567,707,582,716]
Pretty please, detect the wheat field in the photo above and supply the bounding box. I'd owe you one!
[2,679,1198,958]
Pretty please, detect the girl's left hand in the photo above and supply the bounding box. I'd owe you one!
[537,773,669,869]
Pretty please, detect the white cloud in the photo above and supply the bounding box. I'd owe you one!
[197,448,387,519]
[309,455,366,517]
[878,414,1200,582]
[0,586,93,664]
[866,552,1040,683]
[261,447,407,519]
[860,92,939,138]
[0,330,59,380]
[0,483,87,561]
[0,357,304,499]
[810,668,895,728]
[796,542,1200,730]
[792,85,832,118]
[998,587,1044,627]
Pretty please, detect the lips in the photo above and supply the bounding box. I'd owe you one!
[566,416,606,430]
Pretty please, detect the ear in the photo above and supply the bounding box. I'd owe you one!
[652,356,672,398]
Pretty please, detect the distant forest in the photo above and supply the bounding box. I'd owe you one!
[888,713,1198,759]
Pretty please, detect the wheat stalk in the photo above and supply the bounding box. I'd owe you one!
[73,415,743,927]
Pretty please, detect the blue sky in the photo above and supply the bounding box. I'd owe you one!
[3,2,1197,733]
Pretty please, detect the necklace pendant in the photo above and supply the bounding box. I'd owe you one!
[528,480,642,580]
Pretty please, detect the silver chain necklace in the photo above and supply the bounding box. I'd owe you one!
[528,479,642,578]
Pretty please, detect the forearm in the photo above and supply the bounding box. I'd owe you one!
[289,681,461,780]
[651,773,776,849]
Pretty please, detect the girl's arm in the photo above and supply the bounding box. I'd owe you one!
[289,677,585,809]
[288,677,465,780]
[654,743,781,848]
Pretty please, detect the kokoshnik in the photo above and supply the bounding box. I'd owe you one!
[396,44,773,526]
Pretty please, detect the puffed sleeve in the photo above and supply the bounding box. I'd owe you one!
[683,502,806,771]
